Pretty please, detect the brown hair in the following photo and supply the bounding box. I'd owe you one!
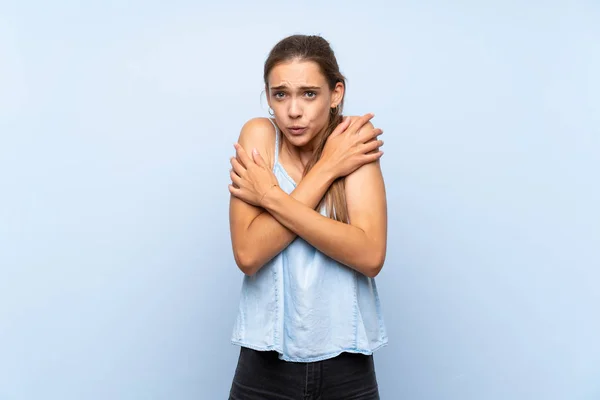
[264,34,349,223]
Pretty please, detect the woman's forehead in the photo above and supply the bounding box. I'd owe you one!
[268,60,326,88]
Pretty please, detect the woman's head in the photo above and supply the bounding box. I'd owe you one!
[264,35,346,149]
[263,35,350,223]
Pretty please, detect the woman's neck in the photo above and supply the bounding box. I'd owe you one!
[281,139,314,169]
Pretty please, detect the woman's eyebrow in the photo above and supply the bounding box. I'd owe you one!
[270,85,322,91]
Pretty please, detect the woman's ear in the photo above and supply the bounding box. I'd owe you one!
[331,82,345,108]
[265,86,272,109]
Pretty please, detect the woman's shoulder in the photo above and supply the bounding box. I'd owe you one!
[238,117,277,144]
[236,117,277,167]
[346,115,375,132]
[343,114,382,182]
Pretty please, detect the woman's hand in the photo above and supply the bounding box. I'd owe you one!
[320,113,384,180]
[229,143,280,208]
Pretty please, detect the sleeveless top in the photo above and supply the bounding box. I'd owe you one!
[230,118,388,363]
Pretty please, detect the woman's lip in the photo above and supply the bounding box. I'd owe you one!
[288,127,307,135]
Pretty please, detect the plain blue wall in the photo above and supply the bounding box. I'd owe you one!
[1,1,598,399]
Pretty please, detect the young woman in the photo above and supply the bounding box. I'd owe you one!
[227,34,388,400]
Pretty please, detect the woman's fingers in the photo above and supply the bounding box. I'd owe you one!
[330,115,351,137]
[370,128,384,140]
[252,148,268,169]
[228,184,242,197]
[234,143,253,167]
[362,139,384,154]
[230,157,246,177]
[359,127,383,143]
[230,168,243,188]
[348,113,375,134]
[363,150,384,163]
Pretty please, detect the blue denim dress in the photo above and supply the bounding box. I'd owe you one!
[231,119,388,362]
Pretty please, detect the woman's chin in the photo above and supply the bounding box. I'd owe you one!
[285,133,313,148]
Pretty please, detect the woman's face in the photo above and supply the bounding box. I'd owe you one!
[267,59,343,150]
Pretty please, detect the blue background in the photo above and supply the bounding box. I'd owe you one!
[1,1,598,399]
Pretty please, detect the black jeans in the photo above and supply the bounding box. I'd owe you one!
[229,347,380,400]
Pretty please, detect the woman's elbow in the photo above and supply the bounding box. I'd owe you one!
[364,264,384,278]
[362,251,386,278]
[233,249,260,276]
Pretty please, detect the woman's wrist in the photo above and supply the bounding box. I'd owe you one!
[260,160,337,210]
[313,159,338,185]
[260,184,286,211]
[259,184,279,207]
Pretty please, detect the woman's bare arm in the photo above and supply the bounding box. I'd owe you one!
[258,122,387,278]
[229,118,337,275]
